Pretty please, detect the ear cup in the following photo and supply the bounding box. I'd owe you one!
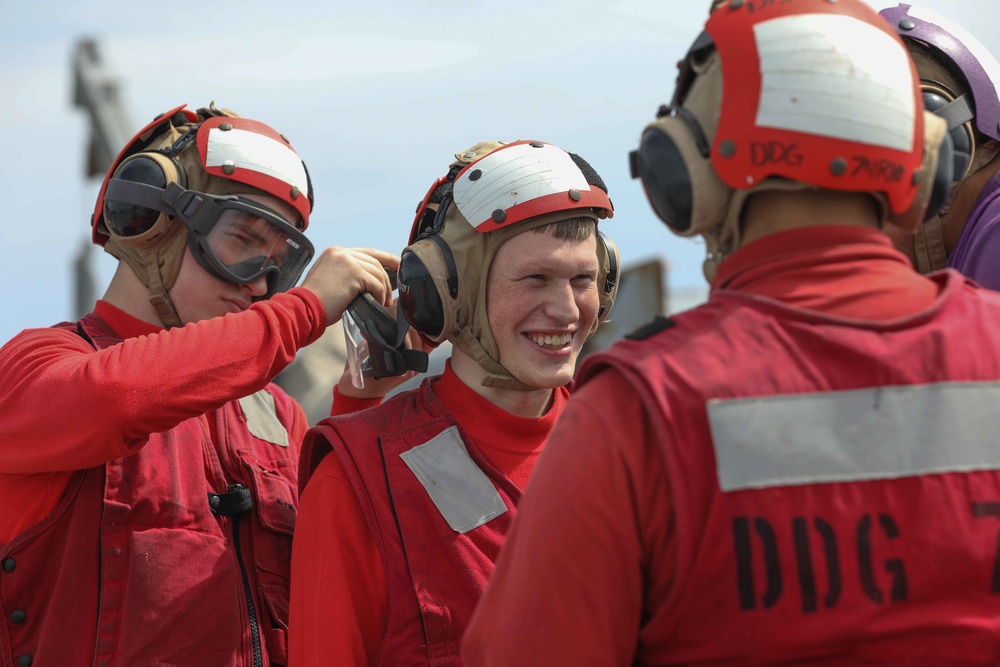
[632,108,729,238]
[922,89,974,179]
[596,231,619,325]
[398,247,447,340]
[104,152,186,238]
[632,126,696,233]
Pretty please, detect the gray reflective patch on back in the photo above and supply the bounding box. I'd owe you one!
[399,425,508,533]
[707,381,1000,492]
[238,390,289,448]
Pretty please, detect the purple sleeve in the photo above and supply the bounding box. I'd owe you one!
[948,177,1000,291]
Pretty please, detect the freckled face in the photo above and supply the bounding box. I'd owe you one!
[486,229,600,388]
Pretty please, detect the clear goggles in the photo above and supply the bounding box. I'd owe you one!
[342,288,429,389]
[173,188,315,298]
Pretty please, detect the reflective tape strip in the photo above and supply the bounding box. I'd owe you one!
[753,13,915,152]
[238,390,289,448]
[205,127,309,195]
[400,425,508,533]
[453,142,590,227]
[708,382,1000,492]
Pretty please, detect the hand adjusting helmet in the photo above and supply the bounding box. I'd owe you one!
[92,103,315,327]
[630,0,956,281]
[879,3,1000,272]
[397,140,619,391]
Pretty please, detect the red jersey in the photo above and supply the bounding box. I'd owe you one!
[464,226,1000,666]
[0,289,324,666]
[289,364,566,666]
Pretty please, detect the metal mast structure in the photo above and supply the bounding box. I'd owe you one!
[71,38,134,318]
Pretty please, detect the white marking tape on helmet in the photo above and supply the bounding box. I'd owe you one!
[205,127,309,196]
[453,142,590,227]
[907,5,1000,96]
[753,13,915,152]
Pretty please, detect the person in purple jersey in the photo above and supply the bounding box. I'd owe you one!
[880,4,1000,289]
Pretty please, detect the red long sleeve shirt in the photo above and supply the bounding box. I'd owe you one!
[289,362,567,667]
[0,287,325,543]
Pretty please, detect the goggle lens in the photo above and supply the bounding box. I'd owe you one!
[182,196,314,297]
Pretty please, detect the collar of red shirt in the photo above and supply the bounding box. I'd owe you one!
[710,225,940,320]
[433,361,567,455]
[93,300,163,339]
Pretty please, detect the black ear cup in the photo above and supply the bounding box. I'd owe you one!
[104,153,185,238]
[922,89,973,180]
[398,249,446,339]
[599,232,618,295]
[630,105,708,234]
[631,126,696,233]
[596,231,619,324]
[104,157,167,237]
[398,187,461,341]
[922,90,973,161]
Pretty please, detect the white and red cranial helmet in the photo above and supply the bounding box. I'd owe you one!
[91,103,314,327]
[708,1,924,212]
[399,140,619,390]
[631,0,954,279]
[93,103,312,245]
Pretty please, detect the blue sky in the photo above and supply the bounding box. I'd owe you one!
[0,0,987,344]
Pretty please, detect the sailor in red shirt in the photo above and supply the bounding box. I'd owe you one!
[0,103,397,667]
[289,140,619,666]
[464,2,1000,665]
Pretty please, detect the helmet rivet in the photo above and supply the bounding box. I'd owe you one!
[492,209,507,223]
[830,157,848,176]
[222,160,237,175]
[280,134,290,143]
[469,169,483,181]
[530,141,545,148]
[290,186,300,200]
[719,140,736,158]
[464,151,477,160]
[569,188,582,201]
[912,170,921,185]
[900,19,915,30]
[219,122,233,131]
[730,0,744,8]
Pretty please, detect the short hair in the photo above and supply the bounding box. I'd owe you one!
[532,216,597,241]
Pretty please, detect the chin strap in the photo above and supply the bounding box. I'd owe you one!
[104,218,187,328]
[912,215,949,274]
[454,331,538,392]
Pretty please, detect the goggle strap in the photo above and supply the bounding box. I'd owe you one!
[935,93,974,132]
[393,300,412,349]
[346,294,429,378]
[104,179,182,217]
